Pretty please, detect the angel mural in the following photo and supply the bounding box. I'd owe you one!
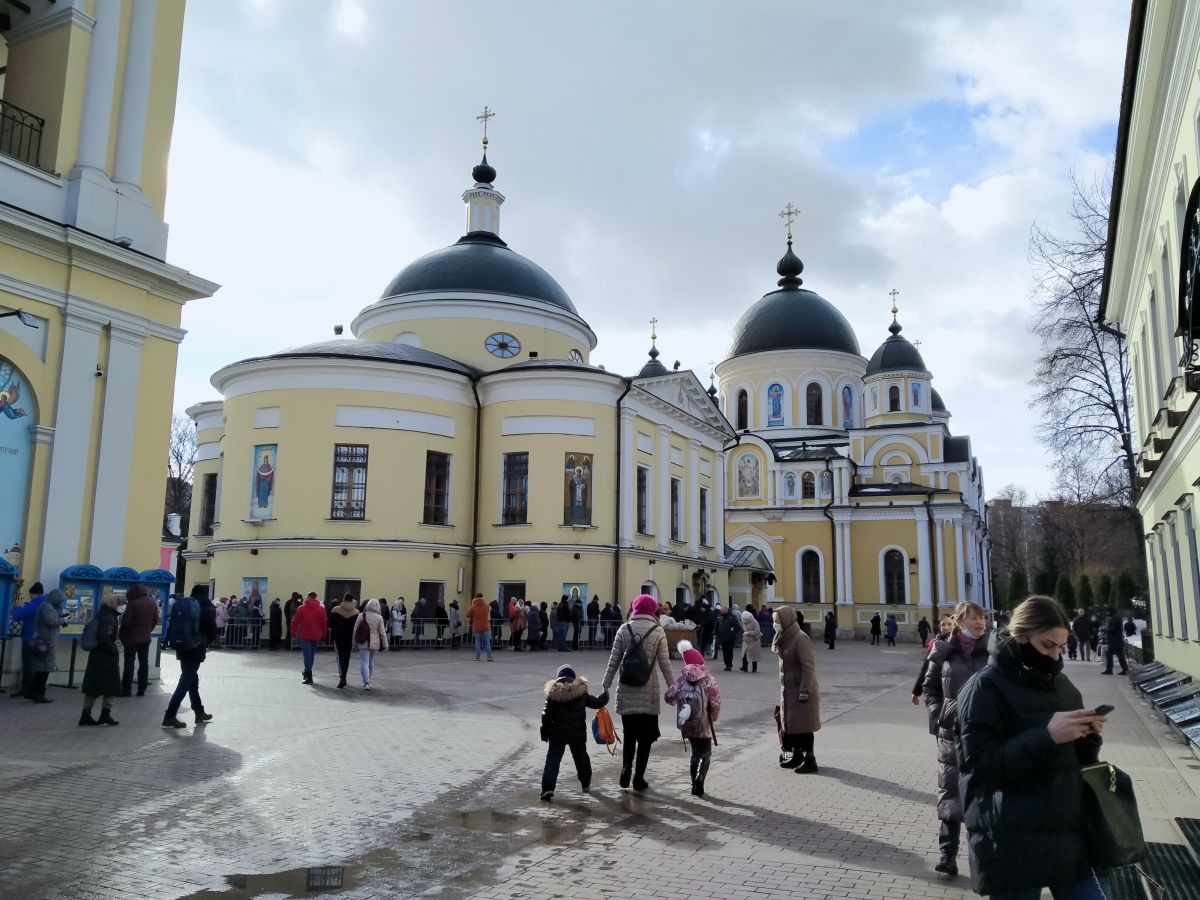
[0,361,28,421]
[737,453,760,497]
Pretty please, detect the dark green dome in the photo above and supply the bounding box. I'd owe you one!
[729,288,861,357]
[865,319,928,375]
[931,387,946,412]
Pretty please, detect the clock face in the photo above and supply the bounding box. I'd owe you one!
[568,349,584,362]
[485,332,520,358]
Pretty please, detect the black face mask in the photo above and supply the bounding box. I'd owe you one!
[1018,640,1062,675]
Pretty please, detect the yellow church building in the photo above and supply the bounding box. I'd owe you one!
[0,1,217,603]
[184,136,988,637]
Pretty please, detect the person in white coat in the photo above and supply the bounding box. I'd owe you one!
[354,598,389,689]
[740,609,762,673]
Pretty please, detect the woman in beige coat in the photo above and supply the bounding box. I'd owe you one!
[353,598,389,690]
[774,605,821,773]
[740,609,762,673]
[601,594,674,791]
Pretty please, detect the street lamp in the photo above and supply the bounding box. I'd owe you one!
[0,309,38,329]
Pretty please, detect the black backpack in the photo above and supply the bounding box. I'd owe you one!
[619,623,659,686]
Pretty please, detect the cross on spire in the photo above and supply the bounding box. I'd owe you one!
[778,202,800,241]
[476,105,495,146]
[649,317,659,342]
[889,287,900,316]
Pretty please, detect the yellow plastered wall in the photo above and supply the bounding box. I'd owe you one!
[848,519,919,605]
[477,552,614,607]
[2,21,88,175]
[357,315,590,373]
[218,388,477,544]
[141,0,185,217]
[477,397,616,546]
[939,521,960,603]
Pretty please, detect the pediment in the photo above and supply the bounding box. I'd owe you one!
[634,371,734,437]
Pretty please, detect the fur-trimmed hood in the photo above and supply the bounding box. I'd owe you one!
[544,676,590,700]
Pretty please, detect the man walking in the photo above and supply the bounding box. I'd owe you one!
[161,584,217,728]
[1101,607,1130,675]
[9,581,45,699]
[467,592,494,661]
[587,595,601,645]
[291,591,327,684]
[1071,609,1094,662]
[716,604,743,671]
[119,584,160,697]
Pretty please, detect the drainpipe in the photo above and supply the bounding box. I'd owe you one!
[613,379,633,611]
[822,455,838,628]
[469,377,482,599]
[925,490,940,626]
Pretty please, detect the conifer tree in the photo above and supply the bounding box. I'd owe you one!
[1077,574,1094,611]
[1055,573,1076,609]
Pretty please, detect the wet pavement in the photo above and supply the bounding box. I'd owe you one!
[1,638,1198,899]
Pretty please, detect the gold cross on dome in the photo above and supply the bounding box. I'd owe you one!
[476,106,495,144]
[650,317,659,342]
[889,287,901,315]
[778,203,800,240]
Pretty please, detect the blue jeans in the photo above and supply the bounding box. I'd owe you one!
[473,631,492,657]
[992,876,1110,900]
[300,639,318,676]
[166,659,202,717]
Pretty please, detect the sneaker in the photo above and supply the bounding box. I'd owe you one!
[795,757,819,774]
[487,656,495,662]
[540,791,554,802]
[363,683,371,690]
[475,655,481,661]
[162,715,187,729]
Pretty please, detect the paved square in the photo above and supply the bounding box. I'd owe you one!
[1,639,1196,899]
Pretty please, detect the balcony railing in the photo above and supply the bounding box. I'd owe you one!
[0,98,44,170]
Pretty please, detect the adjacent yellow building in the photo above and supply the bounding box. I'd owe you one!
[717,237,988,637]
[0,2,216,593]
[1100,0,1200,678]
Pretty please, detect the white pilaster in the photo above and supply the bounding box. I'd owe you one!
[687,439,700,556]
[112,0,158,187]
[88,326,144,566]
[657,425,670,551]
[619,408,635,545]
[915,510,932,607]
[75,0,121,170]
[39,315,104,584]
[841,521,853,601]
[715,451,726,551]
[935,519,947,612]
[954,520,966,603]
[1147,533,1163,636]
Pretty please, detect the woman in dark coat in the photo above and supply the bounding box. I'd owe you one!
[80,594,122,726]
[922,601,990,877]
[268,598,283,650]
[869,613,882,646]
[823,611,837,650]
[957,596,1109,898]
[774,606,821,773]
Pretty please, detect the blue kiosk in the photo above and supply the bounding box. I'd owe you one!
[0,559,17,692]
[58,564,104,637]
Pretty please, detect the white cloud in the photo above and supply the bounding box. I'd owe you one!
[334,0,367,39]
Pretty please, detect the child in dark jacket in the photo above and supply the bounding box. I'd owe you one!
[540,664,608,801]
[665,640,722,797]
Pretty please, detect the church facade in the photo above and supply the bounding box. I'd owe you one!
[184,148,735,613]
[185,142,989,637]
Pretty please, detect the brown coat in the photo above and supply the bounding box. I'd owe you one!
[774,607,821,734]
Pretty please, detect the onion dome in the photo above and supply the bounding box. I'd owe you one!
[865,313,928,375]
[637,341,669,377]
[931,388,946,412]
[472,150,496,185]
[728,240,861,358]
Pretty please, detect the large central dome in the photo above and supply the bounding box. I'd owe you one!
[379,232,578,315]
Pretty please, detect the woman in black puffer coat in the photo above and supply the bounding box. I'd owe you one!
[922,601,990,877]
[80,594,123,726]
[957,596,1109,899]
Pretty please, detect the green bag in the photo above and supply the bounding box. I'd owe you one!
[1080,762,1147,868]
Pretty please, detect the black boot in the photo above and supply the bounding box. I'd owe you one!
[194,706,213,723]
[740,659,747,672]
[795,755,818,773]
[934,854,958,876]
[97,708,119,726]
[689,756,700,791]
[619,765,632,789]
[162,713,187,728]
[752,661,758,673]
[633,741,652,791]
[692,757,709,797]
[79,709,97,726]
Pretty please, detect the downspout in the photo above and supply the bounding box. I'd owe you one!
[822,456,838,627]
[469,377,482,599]
[613,379,633,610]
[925,490,940,627]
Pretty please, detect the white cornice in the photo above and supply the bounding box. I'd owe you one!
[3,2,94,46]
[479,367,625,406]
[626,388,731,445]
[207,538,473,554]
[211,356,476,405]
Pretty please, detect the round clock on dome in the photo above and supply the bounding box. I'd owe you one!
[486,332,520,358]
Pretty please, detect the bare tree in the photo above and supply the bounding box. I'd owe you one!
[165,414,196,524]
[988,484,1032,589]
[1029,172,1137,504]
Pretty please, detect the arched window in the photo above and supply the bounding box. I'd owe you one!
[736,390,748,430]
[801,471,815,499]
[884,549,906,604]
[801,550,821,603]
[806,383,822,425]
[888,385,901,412]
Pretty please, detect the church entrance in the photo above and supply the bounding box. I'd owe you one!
[498,582,525,605]
[324,578,361,605]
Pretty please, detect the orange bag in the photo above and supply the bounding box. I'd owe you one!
[591,707,621,755]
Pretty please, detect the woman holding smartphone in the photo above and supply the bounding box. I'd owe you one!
[957,596,1109,899]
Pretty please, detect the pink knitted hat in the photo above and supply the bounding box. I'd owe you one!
[677,639,705,667]
[631,594,659,617]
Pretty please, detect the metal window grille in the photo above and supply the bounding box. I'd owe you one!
[501,452,528,524]
[200,473,217,535]
[699,487,709,545]
[670,478,681,540]
[423,451,450,524]
[0,99,44,170]
[330,444,368,520]
[636,467,650,533]
[806,383,822,425]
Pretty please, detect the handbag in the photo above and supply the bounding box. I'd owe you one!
[1080,762,1147,868]
[773,705,793,752]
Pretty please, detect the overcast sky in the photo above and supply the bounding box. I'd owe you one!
[166,0,1130,499]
